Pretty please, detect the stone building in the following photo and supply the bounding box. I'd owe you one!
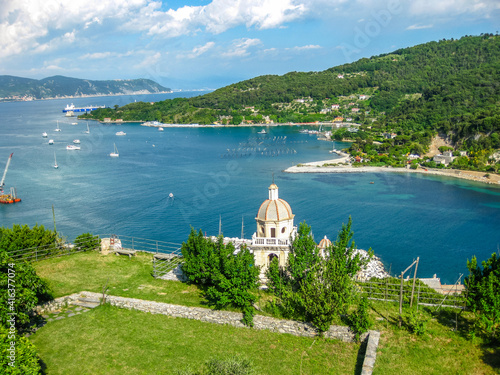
[251,183,297,278]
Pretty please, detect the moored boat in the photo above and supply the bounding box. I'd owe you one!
[110,143,119,157]
[116,131,126,136]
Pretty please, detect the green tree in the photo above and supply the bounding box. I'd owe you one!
[465,252,500,340]
[267,218,368,333]
[181,230,260,326]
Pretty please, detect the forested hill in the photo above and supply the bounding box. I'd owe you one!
[85,34,499,151]
[0,75,171,100]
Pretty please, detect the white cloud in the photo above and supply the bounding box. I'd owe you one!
[186,42,216,58]
[289,44,322,51]
[0,0,147,58]
[222,38,262,58]
[406,24,434,30]
[408,0,500,16]
[124,0,306,37]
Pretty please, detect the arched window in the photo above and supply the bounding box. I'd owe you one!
[268,253,278,266]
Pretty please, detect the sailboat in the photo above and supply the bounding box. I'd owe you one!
[55,120,61,132]
[84,123,90,134]
[53,152,59,169]
[110,143,119,157]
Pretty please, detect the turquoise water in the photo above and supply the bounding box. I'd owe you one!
[1,93,499,283]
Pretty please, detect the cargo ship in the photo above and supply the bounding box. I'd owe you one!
[62,103,106,113]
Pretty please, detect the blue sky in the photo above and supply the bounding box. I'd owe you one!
[1,0,499,89]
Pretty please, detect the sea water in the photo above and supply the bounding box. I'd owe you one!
[1,93,499,283]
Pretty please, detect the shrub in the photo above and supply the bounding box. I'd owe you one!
[0,325,41,374]
[0,252,52,332]
[405,308,428,336]
[74,233,101,252]
[349,296,372,341]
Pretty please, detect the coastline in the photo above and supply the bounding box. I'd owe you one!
[284,160,500,186]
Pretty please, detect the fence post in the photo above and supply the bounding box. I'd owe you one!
[410,257,419,308]
[399,272,404,328]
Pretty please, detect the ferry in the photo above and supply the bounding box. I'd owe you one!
[62,104,106,113]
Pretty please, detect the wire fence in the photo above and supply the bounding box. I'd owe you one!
[357,278,466,310]
[6,234,183,270]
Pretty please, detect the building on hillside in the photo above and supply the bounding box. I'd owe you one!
[433,151,455,166]
[251,183,297,279]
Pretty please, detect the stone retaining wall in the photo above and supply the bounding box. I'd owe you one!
[36,291,369,342]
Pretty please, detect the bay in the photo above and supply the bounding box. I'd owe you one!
[1,93,499,284]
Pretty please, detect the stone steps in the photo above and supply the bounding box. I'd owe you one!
[71,296,100,309]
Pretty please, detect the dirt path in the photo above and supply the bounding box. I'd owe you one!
[426,134,454,157]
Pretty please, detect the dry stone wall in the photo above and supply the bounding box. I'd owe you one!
[36,291,368,342]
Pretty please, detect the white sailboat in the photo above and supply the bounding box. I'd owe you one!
[55,120,61,132]
[110,143,119,157]
[53,152,58,169]
[84,123,90,134]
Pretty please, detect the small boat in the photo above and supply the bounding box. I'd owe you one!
[84,123,90,134]
[55,121,61,132]
[110,143,119,157]
[53,152,58,169]
[48,139,54,145]
[370,181,374,184]
[116,131,126,136]
[42,132,48,138]
[71,122,77,125]
[168,193,174,198]
[158,127,164,131]
[66,145,80,150]
[73,139,80,144]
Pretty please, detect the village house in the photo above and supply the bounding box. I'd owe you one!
[331,104,340,110]
[433,151,455,166]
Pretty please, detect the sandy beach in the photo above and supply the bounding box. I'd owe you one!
[284,159,500,186]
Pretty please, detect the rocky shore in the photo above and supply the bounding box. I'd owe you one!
[354,249,390,281]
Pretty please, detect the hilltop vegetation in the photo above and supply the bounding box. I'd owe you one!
[0,75,171,100]
[84,34,500,173]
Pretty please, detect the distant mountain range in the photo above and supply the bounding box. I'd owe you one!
[0,75,171,100]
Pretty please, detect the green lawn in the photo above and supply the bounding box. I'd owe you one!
[30,304,361,375]
[32,251,500,374]
[35,251,207,307]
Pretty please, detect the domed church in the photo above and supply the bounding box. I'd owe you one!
[251,183,297,278]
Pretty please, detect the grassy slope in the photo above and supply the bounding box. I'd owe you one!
[33,251,500,374]
[30,304,360,375]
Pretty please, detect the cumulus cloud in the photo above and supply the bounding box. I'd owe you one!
[124,0,306,37]
[222,38,262,58]
[0,0,147,58]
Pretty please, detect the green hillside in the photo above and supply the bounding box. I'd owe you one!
[0,75,171,100]
[84,34,500,172]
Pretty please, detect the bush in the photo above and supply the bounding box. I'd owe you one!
[405,308,428,336]
[0,252,52,332]
[176,355,255,375]
[74,233,101,252]
[349,296,372,341]
[0,325,41,374]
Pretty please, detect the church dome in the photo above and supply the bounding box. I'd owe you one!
[257,199,293,221]
[256,183,294,221]
[318,235,331,249]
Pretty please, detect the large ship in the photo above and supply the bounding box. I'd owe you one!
[62,103,106,113]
